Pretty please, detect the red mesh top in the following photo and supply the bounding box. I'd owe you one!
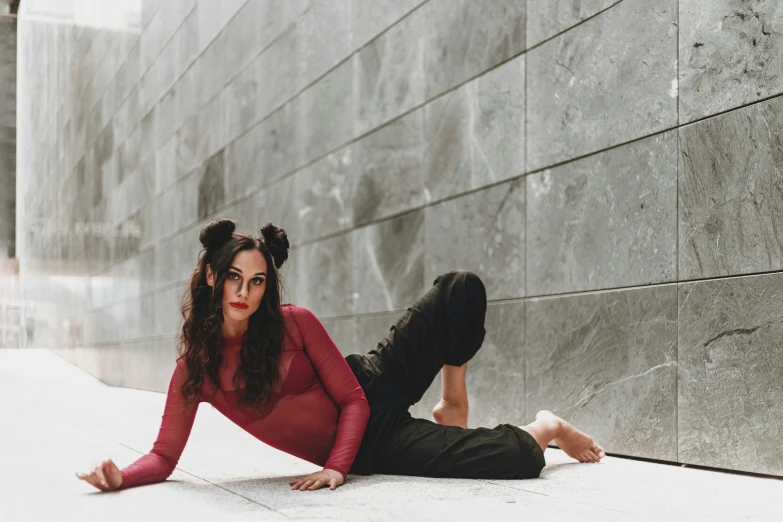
[118,304,370,489]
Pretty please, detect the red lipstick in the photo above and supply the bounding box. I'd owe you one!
[229,302,249,309]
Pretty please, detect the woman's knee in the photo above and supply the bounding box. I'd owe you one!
[434,269,487,306]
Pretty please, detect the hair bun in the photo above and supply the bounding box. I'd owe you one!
[199,219,236,251]
[260,222,289,269]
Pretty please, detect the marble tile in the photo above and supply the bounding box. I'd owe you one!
[527,0,678,171]
[354,8,425,135]
[354,0,423,49]
[262,175,301,252]
[256,102,301,183]
[353,210,426,314]
[425,56,524,202]
[527,131,678,296]
[296,231,354,318]
[353,111,423,226]
[408,300,527,430]
[299,57,354,164]
[527,0,618,48]
[425,179,525,301]
[298,145,356,244]
[255,23,301,120]
[321,315,358,357]
[424,0,526,100]
[679,96,783,280]
[223,59,262,142]
[680,0,783,123]
[526,284,678,461]
[678,273,783,475]
[299,0,353,90]
[197,150,227,221]
[224,124,266,203]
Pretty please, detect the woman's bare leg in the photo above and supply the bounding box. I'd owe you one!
[520,410,606,463]
[432,363,469,428]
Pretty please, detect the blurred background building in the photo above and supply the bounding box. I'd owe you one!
[2,0,782,477]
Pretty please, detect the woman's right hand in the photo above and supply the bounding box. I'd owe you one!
[75,458,123,491]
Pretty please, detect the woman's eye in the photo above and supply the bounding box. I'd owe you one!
[229,273,239,280]
[253,278,265,285]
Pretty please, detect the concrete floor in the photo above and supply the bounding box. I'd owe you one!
[1,349,780,522]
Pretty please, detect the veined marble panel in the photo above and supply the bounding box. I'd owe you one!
[354,0,423,49]
[527,0,677,171]
[679,96,783,280]
[425,179,525,301]
[679,273,783,475]
[355,8,425,135]
[353,210,426,314]
[299,0,353,91]
[299,57,354,165]
[425,56,524,202]
[298,146,356,244]
[353,111,424,226]
[527,0,618,48]
[526,285,678,461]
[527,131,678,295]
[295,231,354,318]
[680,0,783,123]
[424,0,526,99]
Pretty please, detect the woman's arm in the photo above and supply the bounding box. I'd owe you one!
[296,307,370,478]
[117,359,199,489]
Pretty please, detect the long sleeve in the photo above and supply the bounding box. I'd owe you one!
[297,307,370,477]
[118,359,198,489]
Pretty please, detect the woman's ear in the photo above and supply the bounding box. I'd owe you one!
[206,264,214,287]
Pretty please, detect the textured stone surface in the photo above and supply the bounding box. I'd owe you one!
[353,210,426,314]
[354,111,424,226]
[425,179,525,301]
[526,285,678,461]
[424,56,524,202]
[678,273,783,475]
[680,0,783,123]
[299,0,353,91]
[527,0,678,171]
[527,0,618,47]
[354,0,423,49]
[355,8,425,135]
[527,131,678,295]
[679,96,783,280]
[298,146,356,244]
[424,0,526,99]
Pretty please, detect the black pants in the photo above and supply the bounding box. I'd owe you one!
[345,269,546,479]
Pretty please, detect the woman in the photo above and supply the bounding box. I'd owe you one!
[76,219,605,492]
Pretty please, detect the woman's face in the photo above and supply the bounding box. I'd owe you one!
[206,249,268,320]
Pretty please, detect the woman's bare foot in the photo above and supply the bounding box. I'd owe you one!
[536,410,605,463]
[432,399,468,429]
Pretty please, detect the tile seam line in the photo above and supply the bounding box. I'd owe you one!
[61,17,783,280]
[76,76,783,272]
[65,266,783,329]
[75,0,198,135]
[62,0,427,195]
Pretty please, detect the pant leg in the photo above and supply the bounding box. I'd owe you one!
[370,411,546,480]
[346,269,488,411]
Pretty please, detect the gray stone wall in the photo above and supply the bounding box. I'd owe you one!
[0,16,15,258]
[15,0,783,476]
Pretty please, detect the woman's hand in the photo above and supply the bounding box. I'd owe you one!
[289,468,344,491]
[75,458,123,491]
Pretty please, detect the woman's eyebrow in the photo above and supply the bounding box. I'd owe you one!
[230,266,266,276]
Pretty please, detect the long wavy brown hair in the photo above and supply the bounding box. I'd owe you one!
[177,218,291,416]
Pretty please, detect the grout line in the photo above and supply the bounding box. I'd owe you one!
[675,0,681,463]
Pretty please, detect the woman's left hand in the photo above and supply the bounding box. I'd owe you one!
[289,468,345,491]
